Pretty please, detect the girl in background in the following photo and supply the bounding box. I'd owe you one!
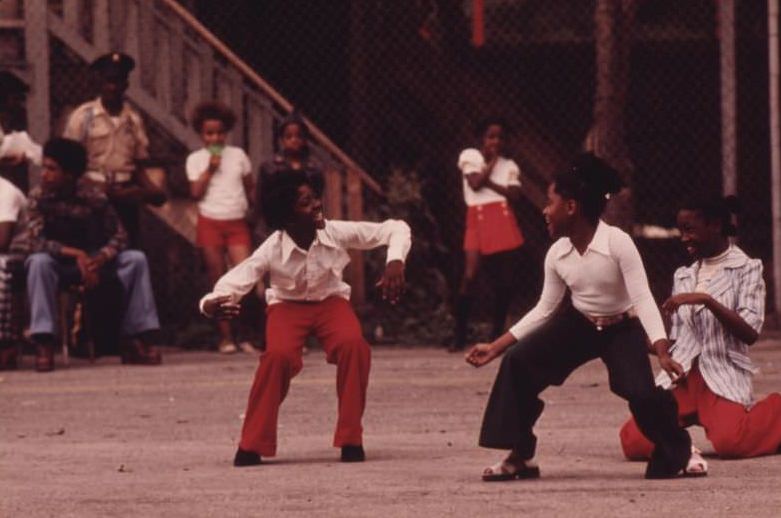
[452,118,524,352]
[257,111,325,218]
[187,101,255,354]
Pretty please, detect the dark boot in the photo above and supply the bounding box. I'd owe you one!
[341,445,365,462]
[33,334,56,372]
[121,334,162,365]
[233,448,262,467]
[450,295,473,352]
[630,389,691,479]
[0,343,18,371]
[491,290,512,340]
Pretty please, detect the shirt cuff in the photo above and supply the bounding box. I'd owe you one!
[386,253,405,264]
[199,294,214,316]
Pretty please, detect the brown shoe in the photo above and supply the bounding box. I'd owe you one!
[35,344,55,372]
[121,337,162,365]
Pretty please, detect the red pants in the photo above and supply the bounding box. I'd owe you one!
[238,297,371,456]
[620,365,781,459]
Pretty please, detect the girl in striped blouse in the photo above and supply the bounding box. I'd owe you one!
[620,196,781,462]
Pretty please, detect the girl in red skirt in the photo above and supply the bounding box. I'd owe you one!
[187,101,256,354]
[200,170,410,466]
[452,118,525,351]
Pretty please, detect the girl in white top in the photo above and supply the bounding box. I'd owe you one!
[186,101,255,354]
[466,154,697,481]
[452,118,525,351]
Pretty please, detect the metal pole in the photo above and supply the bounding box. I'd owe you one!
[720,0,738,196]
[23,0,50,188]
[769,0,781,323]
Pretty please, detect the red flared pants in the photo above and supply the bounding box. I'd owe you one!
[620,365,781,459]
[238,297,371,456]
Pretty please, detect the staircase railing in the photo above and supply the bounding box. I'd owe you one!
[14,0,380,303]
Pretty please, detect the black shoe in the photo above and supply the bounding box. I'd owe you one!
[32,334,56,373]
[341,445,365,462]
[233,448,262,467]
[644,442,690,479]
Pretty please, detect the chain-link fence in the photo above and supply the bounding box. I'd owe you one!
[189,1,776,344]
[3,1,776,347]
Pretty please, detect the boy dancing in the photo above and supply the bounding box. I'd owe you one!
[200,170,410,465]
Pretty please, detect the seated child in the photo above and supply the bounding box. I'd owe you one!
[25,138,162,371]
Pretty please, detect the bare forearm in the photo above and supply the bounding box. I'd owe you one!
[490,331,517,355]
[189,171,213,200]
[705,296,759,345]
[243,176,255,207]
[60,246,87,259]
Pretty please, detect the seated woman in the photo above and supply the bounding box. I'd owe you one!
[620,196,781,467]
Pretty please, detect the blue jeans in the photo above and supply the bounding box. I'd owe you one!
[26,250,160,337]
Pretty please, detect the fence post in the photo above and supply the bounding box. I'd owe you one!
[62,0,79,32]
[23,0,50,152]
[169,17,186,121]
[346,169,365,306]
[769,0,781,325]
[92,0,110,52]
[324,167,343,220]
[719,0,738,197]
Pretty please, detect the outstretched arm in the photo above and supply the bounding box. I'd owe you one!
[200,243,269,317]
[466,248,566,367]
[329,219,412,261]
[614,231,683,380]
[331,220,411,304]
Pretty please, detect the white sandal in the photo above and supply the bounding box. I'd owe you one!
[238,341,256,354]
[218,340,238,354]
[482,457,540,481]
[684,446,708,477]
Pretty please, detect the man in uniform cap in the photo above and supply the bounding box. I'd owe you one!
[63,51,165,247]
[62,53,164,364]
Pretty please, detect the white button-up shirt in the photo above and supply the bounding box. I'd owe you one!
[656,245,765,406]
[509,220,666,343]
[199,219,411,313]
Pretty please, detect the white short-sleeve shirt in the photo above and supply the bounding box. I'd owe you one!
[458,148,521,207]
[186,145,252,220]
[0,176,27,246]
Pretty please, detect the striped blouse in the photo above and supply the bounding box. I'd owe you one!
[656,245,766,406]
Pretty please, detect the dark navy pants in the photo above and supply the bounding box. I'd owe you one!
[479,304,690,476]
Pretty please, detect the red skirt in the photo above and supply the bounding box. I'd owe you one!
[463,201,524,254]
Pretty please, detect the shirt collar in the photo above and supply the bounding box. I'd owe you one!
[279,222,337,262]
[675,244,749,281]
[556,220,611,259]
[93,98,131,120]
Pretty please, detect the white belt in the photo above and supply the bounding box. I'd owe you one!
[85,171,133,184]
